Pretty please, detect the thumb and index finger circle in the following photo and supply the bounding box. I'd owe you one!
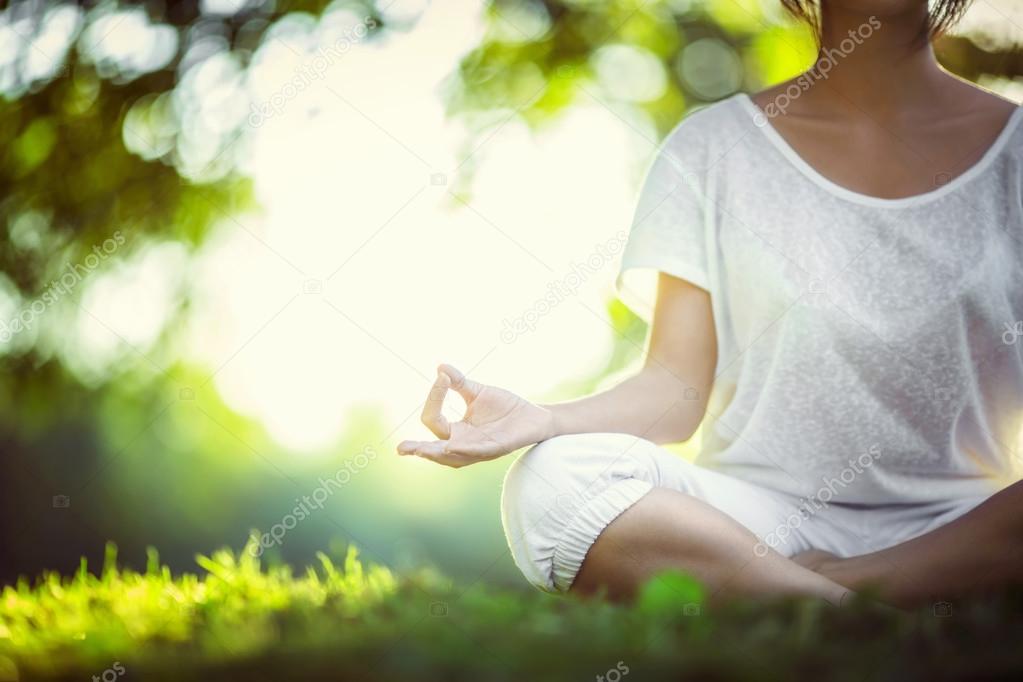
[438,363,483,401]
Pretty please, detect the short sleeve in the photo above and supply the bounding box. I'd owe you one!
[616,136,710,321]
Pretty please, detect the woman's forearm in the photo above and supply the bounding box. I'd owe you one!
[540,274,716,446]
[542,364,709,445]
[819,480,1023,607]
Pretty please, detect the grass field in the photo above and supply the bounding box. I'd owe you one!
[2,540,1022,681]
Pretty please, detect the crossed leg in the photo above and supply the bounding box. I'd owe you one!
[501,433,852,603]
[571,487,850,604]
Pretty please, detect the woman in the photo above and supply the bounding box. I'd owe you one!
[398,0,1023,608]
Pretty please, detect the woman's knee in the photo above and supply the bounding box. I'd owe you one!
[501,433,658,592]
[501,433,648,533]
[501,435,596,556]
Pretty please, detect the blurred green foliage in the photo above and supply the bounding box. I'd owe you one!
[4,0,1021,394]
[447,0,1023,141]
[1,0,1022,589]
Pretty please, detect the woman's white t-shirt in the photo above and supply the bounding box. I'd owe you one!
[618,93,1023,506]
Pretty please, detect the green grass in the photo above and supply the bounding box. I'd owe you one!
[2,541,1022,682]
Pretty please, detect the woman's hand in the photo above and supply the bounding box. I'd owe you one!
[396,364,555,468]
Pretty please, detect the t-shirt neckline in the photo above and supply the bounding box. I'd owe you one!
[735,92,1023,209]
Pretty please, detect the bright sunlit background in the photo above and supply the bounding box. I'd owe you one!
[2,0,1022,587]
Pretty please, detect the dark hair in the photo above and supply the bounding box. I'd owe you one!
[780,1,973,39]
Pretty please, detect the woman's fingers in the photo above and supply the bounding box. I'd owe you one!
[397,439,448,456]
[397,439,449,457]
[396,439,476,467]
[399,364,497,467]
[438,363,483,402]
[414,450,477,468]
[398,436,499,458]
[396,439,427,455]
[420,371,452,438]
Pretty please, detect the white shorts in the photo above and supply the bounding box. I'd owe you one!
[500,432,989,593]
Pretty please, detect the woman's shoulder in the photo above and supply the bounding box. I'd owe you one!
[658,94,752,161]
[995,100,1023,157]
[654,94,752,170]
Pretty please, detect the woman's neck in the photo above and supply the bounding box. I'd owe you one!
[812,3,947,118]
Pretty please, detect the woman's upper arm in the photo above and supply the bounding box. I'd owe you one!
[645,272,717,398]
